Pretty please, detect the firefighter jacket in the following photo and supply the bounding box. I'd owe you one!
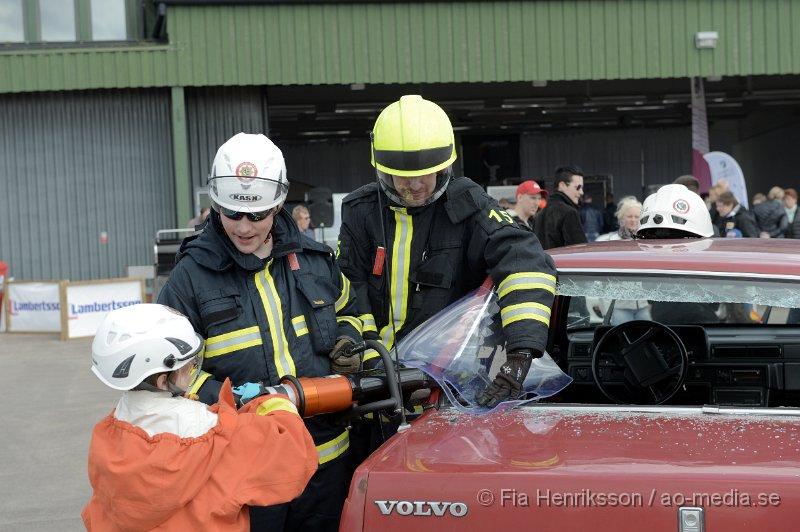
[157,208,361,465]
[337,177,556,364]
[82,383,318,532]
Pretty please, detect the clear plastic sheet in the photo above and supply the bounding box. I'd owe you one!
[396,285,572,414]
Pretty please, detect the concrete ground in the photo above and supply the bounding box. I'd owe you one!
[0,333,117,532]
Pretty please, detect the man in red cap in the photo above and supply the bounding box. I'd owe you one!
[513,180,548,231]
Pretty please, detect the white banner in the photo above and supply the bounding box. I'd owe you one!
[62,279,144,340]
[6,282,63,333]
[703,151,749,209]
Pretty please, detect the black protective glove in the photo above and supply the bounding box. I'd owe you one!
[475,350,539,408]
[329,336,361,374]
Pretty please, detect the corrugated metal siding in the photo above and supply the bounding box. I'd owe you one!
[520,127,691,199]
[0,46,178,93]
[2,0,799,93]
[279,139,374,192]
[185,86,268,196]
[0,90,174,281]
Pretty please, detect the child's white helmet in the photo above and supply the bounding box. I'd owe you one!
[91,304,204,390]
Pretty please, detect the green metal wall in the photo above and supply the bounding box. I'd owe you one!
[2,0,799,93]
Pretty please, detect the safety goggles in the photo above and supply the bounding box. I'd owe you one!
[220,207,275,222]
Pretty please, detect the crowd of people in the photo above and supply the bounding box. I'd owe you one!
[83,93,793,532]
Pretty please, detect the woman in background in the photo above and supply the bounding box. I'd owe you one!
[596,196,650,324]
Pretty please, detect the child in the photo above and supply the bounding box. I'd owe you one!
[82,304,318,531]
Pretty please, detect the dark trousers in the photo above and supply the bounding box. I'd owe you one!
[249,456,351,532]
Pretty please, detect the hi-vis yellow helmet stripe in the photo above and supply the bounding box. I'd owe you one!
[379,208,413,351]
[497,272,557,298]
[255,264,296,378]
[335,273,351,313]
[500,302,552,327]
[205,326,263,357]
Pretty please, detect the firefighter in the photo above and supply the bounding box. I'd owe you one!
[83,304,318,531]
[157,133,363,531]
[337,95,557,414]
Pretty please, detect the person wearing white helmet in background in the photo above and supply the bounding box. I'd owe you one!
[635,184,719,324]
[157,132,362,531]
[636,183,715,239]
[82,304,317,532]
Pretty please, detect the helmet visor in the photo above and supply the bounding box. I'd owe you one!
[185,344,205,393]
[162,334,205,394]
[209,175,289,212]
[377,169,451,207]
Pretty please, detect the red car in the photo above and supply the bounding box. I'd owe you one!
[341,239,800,532]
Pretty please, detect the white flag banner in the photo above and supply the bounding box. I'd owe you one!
[704,151,749,209]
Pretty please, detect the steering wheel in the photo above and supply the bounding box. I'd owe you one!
[591,320,688,405]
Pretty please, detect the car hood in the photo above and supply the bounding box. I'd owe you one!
[342,405,800,532]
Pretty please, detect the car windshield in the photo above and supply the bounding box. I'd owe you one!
[558,273,800,329]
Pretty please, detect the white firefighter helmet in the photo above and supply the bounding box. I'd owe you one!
[637,184,713,238]
[91,304,204,391]
[208,133,289,213]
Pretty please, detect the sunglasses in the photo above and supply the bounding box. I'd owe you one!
[573,184,583,191]
[221,207,274,222]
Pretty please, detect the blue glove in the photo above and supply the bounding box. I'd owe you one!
[232,382,263,404]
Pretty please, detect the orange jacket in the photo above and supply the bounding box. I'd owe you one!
[82,381,318,531]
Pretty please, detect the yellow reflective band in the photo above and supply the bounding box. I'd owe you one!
[360,314,377,333]
[380,208,413,350]
[205,326,263,358]
[497,272,557,299]
[500,302,552,327]
[255,265,297,378]
[291,315,308,337]
[337,315,362,334]
[316,430,350,465]
[363,349,380,361]
[255,396,299,416]
[335,273,351,312]
[187,370,212,394]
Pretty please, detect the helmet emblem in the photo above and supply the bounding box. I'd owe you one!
[236,161,258,183]
[672,199,690,214]
[229,193,263,202]
[112,354,136,379]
